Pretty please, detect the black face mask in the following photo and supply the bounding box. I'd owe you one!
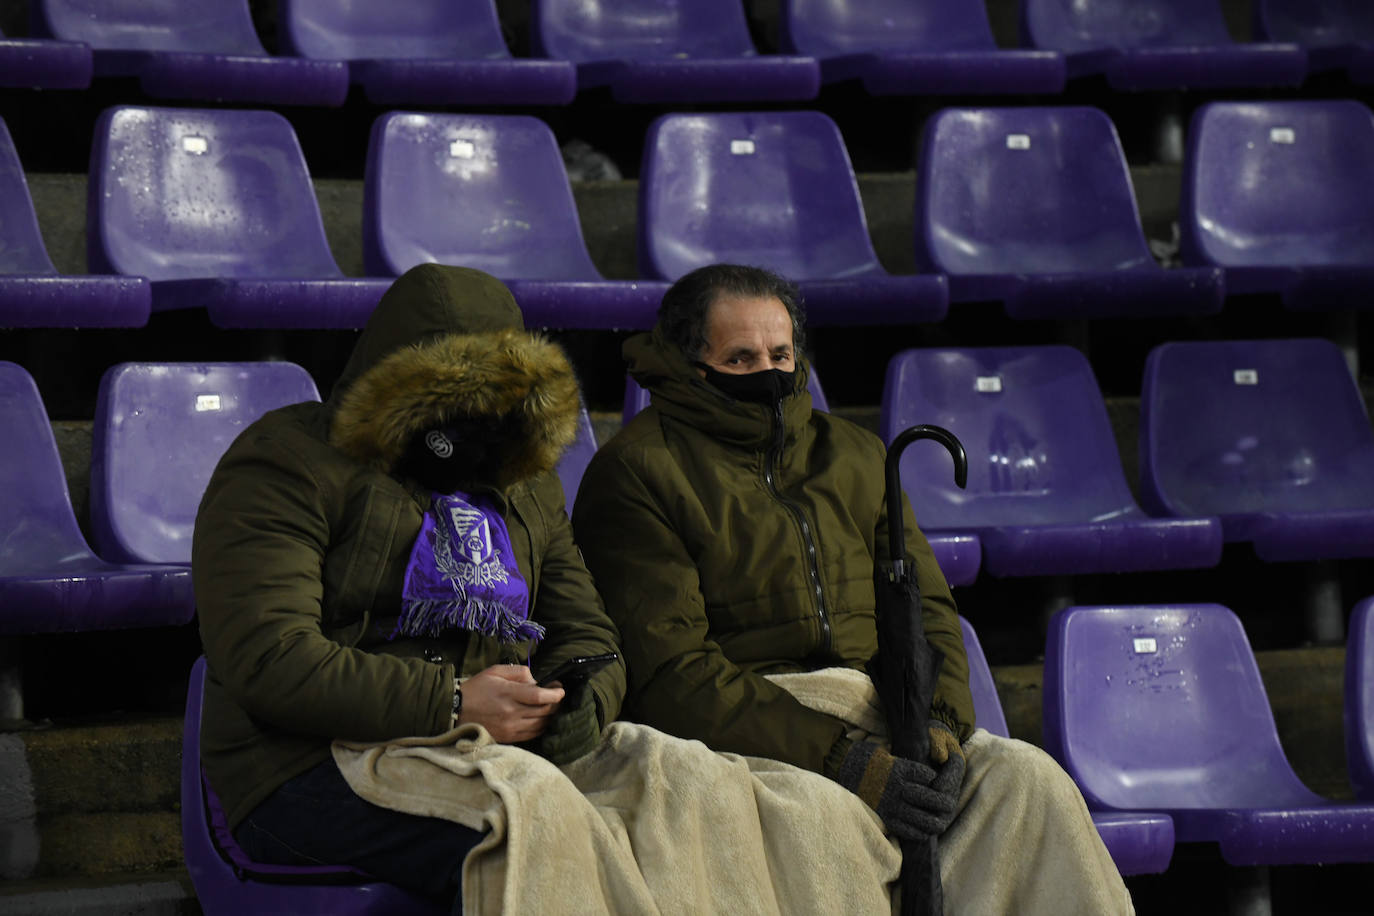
[698,366,795,405]
[395,414,522,493]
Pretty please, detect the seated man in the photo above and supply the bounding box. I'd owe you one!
[572,263,1133,914]
[193,264,624,908]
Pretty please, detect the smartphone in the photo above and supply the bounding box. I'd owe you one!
[535,652,619,689]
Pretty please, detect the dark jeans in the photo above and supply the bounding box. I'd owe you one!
[235,758,485,908]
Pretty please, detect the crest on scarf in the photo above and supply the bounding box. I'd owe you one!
[444,502,494,566]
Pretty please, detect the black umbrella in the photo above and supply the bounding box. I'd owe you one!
[869,424,968,916]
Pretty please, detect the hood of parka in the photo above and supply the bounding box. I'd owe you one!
[623,327,813,450]
[328,263,581,488]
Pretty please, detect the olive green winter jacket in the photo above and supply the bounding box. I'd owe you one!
[572,329,974,775]
[193,264,626,829]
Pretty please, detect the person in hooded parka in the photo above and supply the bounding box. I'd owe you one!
[192,264,626,906]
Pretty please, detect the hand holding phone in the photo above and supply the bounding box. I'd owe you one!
[535,652,619,689]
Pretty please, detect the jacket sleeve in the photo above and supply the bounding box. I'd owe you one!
[572,448,848,773]
[524,472,627,724]
[194,430,453,743]
[874,476,977,742]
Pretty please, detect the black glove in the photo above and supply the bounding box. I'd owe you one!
[828,739,964,841]
[531,685,602,766]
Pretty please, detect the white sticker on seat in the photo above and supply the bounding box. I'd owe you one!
[1269,127,1295,145]
[975,376,1002,393]
[449,139,475,159]
[1233,369,1259,385]
[182,136,209,155]
[1133,638,1157,654]
[195,395,221,412]
[730,139,755,155]
[1006,134,1030,150]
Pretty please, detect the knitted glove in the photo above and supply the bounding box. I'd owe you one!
[928,720,965,765]
[827,739,962,841]
[531,685,602,767]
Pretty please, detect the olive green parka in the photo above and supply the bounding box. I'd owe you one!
[193,264,626,829]
[572,329,974,774]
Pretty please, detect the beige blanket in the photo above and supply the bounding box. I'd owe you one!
[332,676,901,915]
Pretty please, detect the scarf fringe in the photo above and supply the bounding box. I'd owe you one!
[396,595,546,645]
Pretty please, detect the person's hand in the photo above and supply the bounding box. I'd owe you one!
[457,664,564,744]
[830,739,964,841]
[928,720,964,765]
[531,684,603,766]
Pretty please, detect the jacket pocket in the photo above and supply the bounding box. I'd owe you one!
[322,483,411,639]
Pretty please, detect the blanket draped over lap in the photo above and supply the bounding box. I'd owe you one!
[332,668,901,915]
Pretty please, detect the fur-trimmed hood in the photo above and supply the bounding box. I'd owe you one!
[328,264,580,488]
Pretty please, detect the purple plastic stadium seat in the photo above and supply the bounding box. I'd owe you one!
[0,361,193,636]
[961,615,1174,874]
[1254,0,1374,82]
[1020,0,1307,90]
[364,112,667,330]
[1140,338,1374,563]
[556,405,599,516]
[0,116,149,328]
[881,346,1223,578]
[916,106,1223,319]
[624,369,981,586]
[1348,597,1374,799]
[280,0,575,105]
[1179,100,1374,310]
[182,658,444,915]
[778,0,1064,95]
[0,26,91,89]
[1045,603,1374,865]
[531,0,820,103]
[89,106,392,330]
[32,0,348,106]
[640,111,948,326]
[90,362,320,566]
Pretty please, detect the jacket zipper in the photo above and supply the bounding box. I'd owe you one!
[764,399,832,655]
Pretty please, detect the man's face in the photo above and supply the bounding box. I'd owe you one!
[697,294,795,376]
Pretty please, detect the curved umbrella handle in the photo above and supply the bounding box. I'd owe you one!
[885,424,967,578]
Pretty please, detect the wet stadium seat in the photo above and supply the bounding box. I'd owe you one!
[279,0,576,105]
[624,368,983,586]
[1179,100,1374,310]
[0,26,91,88]
[1139,338,1374,562]
[778,0,1065,95]
[961,615,1175,875]
[181,657,445,915]
[364,112,666,329]
[915,106,1223,319]
[1020,0,1307,90]
[88,106,391,329]
[531,0,820,103]
[881,345,1223,578]
[1254,0,1374,83]
[89,362,321,566]
[1347,596,1374,799]
[1044,603,1374,865]
[0,361,193,636]
[639,111,948,326]
[32,0,349,105]
[0,116,149,328]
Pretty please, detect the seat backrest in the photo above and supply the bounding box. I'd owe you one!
[780,0,998,56]
[622,367,831,425]
[1139,338,1374,519]
[0,117,57,275]
[1180,100,1374,270]
[363,112,600,279]
[916,106,1154,276]
[0,361,97,576]
[281,0,512,60]
[1044,603,1317,809]
[555,405,599,516]
[34,0,267,54]
[639,111,884,282]
[1021,0,1235,52]
[91,362,321,565]
[1347,596,1374,799]
[1254,0,1374,46]
[88,106,343,282]
[960,615,1009,738]
[880,345,1140,529]
[532,0,758,62]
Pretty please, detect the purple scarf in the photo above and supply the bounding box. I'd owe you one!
[396,491,544,645]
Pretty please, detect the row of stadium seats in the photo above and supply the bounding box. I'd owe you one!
[5,335,1370,635]
[174,600,1374,913]
[3,98,1372,330]
[4,0,1372,102]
